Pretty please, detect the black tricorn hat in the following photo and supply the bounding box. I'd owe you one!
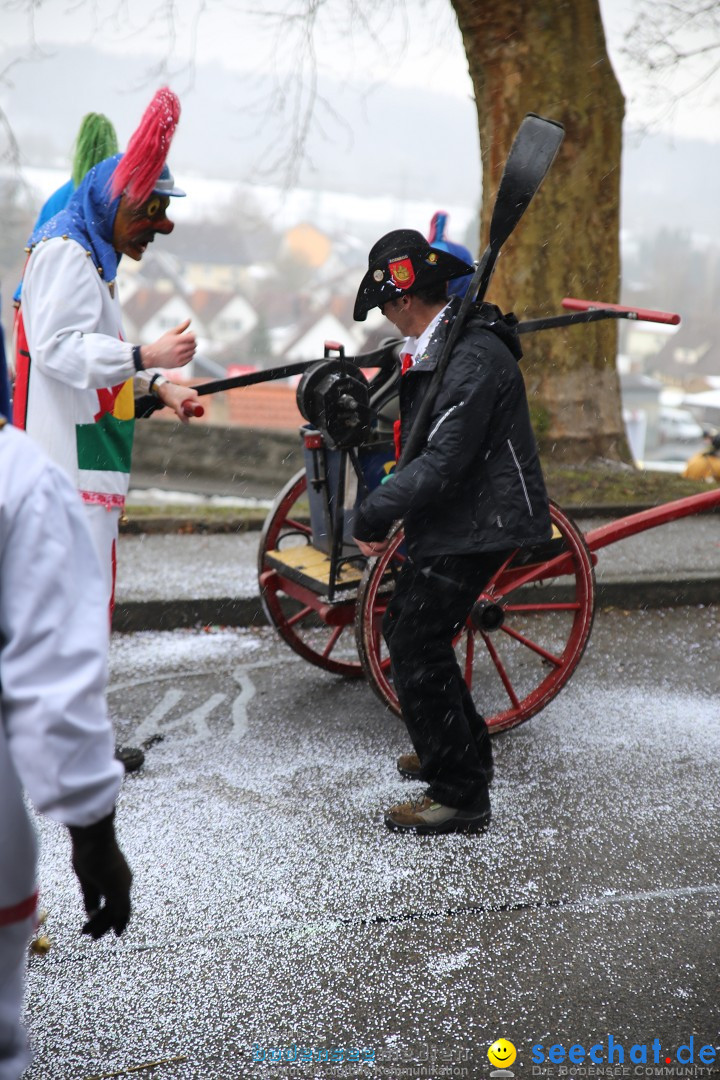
[353,228,475,322]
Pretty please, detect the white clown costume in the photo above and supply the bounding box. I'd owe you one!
[0,422,122,1080]
[13,88,185,610]
[15,228,139,604]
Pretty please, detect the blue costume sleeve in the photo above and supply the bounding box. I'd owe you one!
[35,179,76,229]
[12,178,77,304]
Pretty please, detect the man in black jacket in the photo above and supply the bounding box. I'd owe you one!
[352,229,551,835]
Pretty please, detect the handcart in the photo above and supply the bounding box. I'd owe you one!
[256,296,714,735]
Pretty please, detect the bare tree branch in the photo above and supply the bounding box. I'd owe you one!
[1,0,425,189]
[622,0,720,86]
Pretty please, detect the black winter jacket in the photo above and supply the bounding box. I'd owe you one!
[353,298,551,561]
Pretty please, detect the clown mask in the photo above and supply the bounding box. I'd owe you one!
[112,192,174,261]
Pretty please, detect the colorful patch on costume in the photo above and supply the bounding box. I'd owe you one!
[77,410,134,474]
[94,379,134,423]
[388,257,415,290]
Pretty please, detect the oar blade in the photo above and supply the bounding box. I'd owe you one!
[489,113,565,251]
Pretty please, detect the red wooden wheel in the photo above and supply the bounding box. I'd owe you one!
[258,469,365,677]
[354,502,596,732]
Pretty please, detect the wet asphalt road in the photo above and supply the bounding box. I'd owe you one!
[22,606,720,1080]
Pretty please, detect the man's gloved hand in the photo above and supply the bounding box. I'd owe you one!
[67,810,132,939]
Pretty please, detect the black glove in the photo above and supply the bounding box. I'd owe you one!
[134,393,162,419]
[68,810,132,939]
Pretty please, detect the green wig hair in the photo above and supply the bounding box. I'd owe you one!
[71,112,119,188]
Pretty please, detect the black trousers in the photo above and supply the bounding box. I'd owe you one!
[382,551,511,810]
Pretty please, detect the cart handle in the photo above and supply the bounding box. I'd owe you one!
[562,297,681,325]
[135,340,401,419]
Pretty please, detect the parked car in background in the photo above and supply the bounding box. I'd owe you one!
[658,407,705,443]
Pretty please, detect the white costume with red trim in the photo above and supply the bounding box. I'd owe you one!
[16,237,137,506]
[0,423,122,1080]
[14,91,184,613]
[14,236,154,608]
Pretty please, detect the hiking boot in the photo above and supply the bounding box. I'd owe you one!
[396,751,494,785]
[115,745,145,773]
[384,794,491,835]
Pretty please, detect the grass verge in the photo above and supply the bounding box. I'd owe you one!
[120,465,717,534]
[543,462,712,509]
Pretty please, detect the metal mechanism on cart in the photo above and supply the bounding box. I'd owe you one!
[294,341,375,602]
[296,342,372,451]
[265,341,397,607]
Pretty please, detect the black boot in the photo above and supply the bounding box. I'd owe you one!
[115,746,145,773]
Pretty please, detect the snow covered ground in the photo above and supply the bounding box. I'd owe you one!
[21,607,720,1079]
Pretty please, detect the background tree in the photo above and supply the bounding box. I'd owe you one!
[451,0,627,461]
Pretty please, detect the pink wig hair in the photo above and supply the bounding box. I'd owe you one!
[110,87,180,205]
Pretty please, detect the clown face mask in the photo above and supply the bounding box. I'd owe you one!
[112,192,174,261]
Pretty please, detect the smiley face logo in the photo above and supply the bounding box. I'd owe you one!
[488,1039,517,1070]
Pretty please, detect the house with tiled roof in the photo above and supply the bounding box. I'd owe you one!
[161,218,280,291]
[122,287,197,346]
[649,317,720,390]
[275,310,364,362]
[189,289,258,354]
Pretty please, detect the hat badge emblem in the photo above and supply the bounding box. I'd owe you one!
[373,269,384,282]
[388,257,415,289]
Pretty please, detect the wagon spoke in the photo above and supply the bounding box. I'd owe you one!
[287,604,314,628]
[492,552,576,597]
[500,623,563,667]
[281,517,312,537]
[484,549,518,592]
[464,629,476,684]
[322,625,345,658]
[504,601,582,614]
[480,632,521,709]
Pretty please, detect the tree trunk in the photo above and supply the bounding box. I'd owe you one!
[451,0,630,462]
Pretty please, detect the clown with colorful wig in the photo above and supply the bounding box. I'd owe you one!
[13,89,199,619]
[13,88,199,773]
